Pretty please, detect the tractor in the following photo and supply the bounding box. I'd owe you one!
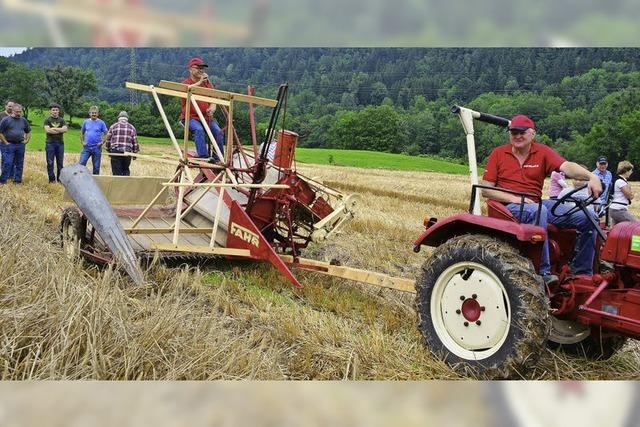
[412,106,640,378]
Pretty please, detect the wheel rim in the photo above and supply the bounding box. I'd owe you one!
[62,219,81,258]
[430,261,510,360]
[549,317,590,344]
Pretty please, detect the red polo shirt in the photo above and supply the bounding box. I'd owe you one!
[483,142,565,201]
[179,77,215,120]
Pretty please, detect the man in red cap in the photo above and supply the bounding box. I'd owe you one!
[179,57,225,161]
[481,114,602,284]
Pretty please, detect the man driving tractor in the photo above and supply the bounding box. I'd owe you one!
[480,114,602,285]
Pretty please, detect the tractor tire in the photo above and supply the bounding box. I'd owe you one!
[60,206,87,260]
[415,234,550,379]
[548,318,627,360]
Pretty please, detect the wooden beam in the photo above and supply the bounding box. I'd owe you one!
[126,82,231,107]
[159,81,278,107]
[151,243,250,257]
[125,227,212,234]
[162,182,289,189]
[280,256,416,293]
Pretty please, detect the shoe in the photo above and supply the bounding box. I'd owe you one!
[542,274,559,286]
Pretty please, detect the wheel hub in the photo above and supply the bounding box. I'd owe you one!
[431,262,511,360]
[461,298,481,322]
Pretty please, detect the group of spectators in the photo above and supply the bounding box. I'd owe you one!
[0,102,140,185]
[0,56,228,185]
[549,155,636,226]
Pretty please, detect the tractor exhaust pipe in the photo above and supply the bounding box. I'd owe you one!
[451,106,511,215]
[60,164,145,285]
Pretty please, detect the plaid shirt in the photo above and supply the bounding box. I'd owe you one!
[106,119,139,153]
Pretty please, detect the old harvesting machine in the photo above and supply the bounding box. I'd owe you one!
[412,105,640,377]
[60,80,414,296]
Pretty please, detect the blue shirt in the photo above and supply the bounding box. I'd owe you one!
[593,168,613,203]
[81,118,107,147]
[0,116,31,143]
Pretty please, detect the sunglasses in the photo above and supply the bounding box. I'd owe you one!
[509,129,529,136]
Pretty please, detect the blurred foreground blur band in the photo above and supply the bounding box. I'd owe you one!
[0,0,639,46]
[0,382,637,426]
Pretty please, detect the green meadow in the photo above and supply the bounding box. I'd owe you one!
[23,109,472,175]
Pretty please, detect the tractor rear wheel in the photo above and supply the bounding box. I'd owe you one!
[415,234,550,379]
[548,318,627,360]
[60,206,86,260]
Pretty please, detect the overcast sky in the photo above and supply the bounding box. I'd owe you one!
[0,48,27,57]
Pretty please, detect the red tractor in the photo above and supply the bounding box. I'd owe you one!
[412,106,640,378]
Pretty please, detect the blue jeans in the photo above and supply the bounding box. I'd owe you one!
[187,118,225,159]
[79,145,102,175]
[506,200,597,275]
[45,142,64,182]
[0,143,25,183]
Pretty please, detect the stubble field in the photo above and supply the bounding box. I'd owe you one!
[1,147,639,380]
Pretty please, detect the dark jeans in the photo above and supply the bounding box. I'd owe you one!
[79,145,102,175]
[0,143,25,183]
[185,118,225,160]
[110,154,132,176]
[45,142,64,182]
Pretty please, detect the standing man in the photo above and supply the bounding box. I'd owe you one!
[0,100,14,175]
[593,155,613,210]
[0,100,13,121]
[43,103,68,183]
[481,114,602,284]
[179,57,225,161]
[0,103,31,184]
[79,105,107,175]
[105,111,139,176]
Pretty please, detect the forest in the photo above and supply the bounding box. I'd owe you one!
[3,47,640,169]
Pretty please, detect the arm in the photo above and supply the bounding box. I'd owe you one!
[621,184,635,200]
[105,127,112,150]
[99,122,107,146]
[559,161,602,199]
[0,133,7,145]
[132,129,139,153]
[481,180,536,204]
[23,132,30,144]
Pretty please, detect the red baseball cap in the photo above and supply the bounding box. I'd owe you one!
[188,57,208,68]
[508,114,535,131]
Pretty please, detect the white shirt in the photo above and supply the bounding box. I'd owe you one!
[609,178,630,211]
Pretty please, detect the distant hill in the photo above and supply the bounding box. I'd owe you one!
[14,47,640,104]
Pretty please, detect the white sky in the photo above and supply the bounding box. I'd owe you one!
[0,48,27,57]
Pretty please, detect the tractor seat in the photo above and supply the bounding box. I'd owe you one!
[486,199,518,223]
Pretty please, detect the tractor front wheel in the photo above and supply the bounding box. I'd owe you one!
[415,234,550,379]
[548,318,627,360]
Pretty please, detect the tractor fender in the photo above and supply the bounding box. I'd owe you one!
[413,213,546,252]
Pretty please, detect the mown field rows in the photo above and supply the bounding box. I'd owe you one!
[1,149,639,379]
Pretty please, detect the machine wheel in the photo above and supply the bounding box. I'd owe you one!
[548,318,627,360]
[415,234,550,379]
[60,206,87,260]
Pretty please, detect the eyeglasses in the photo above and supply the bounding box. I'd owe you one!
[509,129,528,136]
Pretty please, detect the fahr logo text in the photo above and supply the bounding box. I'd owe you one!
[230,223,260,248]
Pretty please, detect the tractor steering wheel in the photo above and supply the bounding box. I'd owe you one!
[550,184,598,218]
